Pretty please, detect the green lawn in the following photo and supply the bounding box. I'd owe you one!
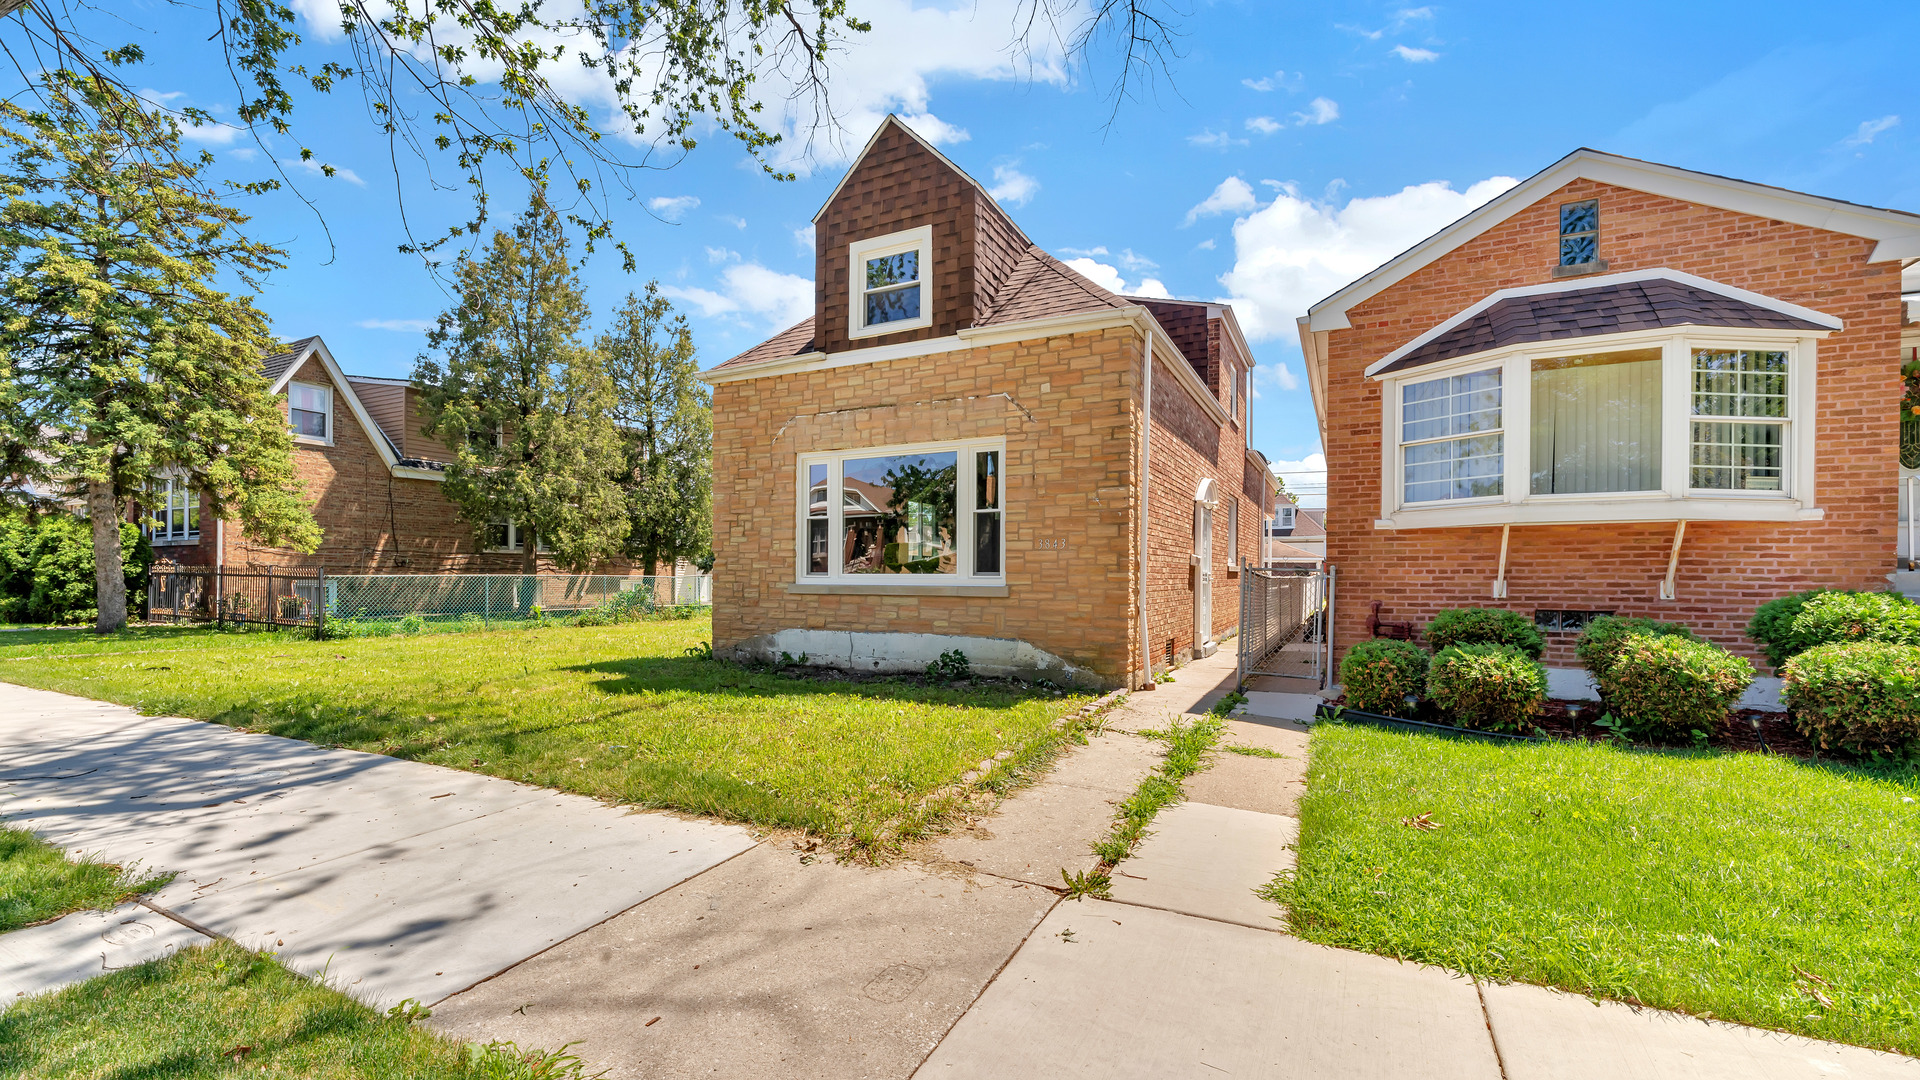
[0,823,174,933]
[1269,723,1920,1055]
[0,617,1091,851]
[0,940,593,1079]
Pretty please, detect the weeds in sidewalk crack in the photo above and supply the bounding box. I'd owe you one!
[1067,715,1226,899]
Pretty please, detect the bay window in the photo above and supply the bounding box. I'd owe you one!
[798,439,1004,583]
[1381,331,1820,525]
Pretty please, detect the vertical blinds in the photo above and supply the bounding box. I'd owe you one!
[1529,348,1662,495]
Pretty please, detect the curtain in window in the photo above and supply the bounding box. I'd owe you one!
[1529,348,1662,495]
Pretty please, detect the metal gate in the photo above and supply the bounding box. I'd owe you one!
[1237,565,1333,687]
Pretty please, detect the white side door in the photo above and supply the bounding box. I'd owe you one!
[1193,500,1214,657]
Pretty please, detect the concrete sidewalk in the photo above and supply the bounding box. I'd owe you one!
[0,681,755,1008]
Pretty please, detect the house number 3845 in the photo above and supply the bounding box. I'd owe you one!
[1037,538,1069,550]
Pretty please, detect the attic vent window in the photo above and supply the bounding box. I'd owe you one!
[1557,199,1601,268]
[848,225,933,338]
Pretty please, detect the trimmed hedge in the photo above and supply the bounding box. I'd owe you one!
[1747,588,1913,669]
[1599,635,1753,743]
[1781,641,1920,755]
[1574,616,1697,684]
[1426,643,1546,733]
[1339,639,1429,718]
[1422,607,1545,660]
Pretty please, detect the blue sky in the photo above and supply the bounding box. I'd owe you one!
[36,0,1920,507]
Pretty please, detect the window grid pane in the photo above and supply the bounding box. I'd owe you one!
[1402,371,1504,504]
[864,284,921,327]
[1692,349,1787,419]
[1690,421,1784,490]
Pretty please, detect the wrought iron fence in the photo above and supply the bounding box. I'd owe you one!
[148,566,326,629]
[1237,564,1332,687]
[145,568,711,632]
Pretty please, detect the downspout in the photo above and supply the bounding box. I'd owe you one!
[1138,320,1156,690]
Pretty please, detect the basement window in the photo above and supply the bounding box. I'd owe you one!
[1534,609,1615,633]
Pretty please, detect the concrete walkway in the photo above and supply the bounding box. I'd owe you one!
[0,682,755,1008]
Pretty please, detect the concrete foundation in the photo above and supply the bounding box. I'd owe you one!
[722,629,1107,688]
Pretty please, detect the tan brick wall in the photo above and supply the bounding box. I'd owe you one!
[1324,178,1903,669]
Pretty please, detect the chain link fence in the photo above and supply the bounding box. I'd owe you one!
[1237,565,1332,687]
[326,573,709,622]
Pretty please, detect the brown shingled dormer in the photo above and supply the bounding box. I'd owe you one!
[812,116,1033,354]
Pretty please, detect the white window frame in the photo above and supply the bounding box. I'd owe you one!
[288,381,333,445]
[848,225,934,340]
[1227,497,1239,569]
[795,437,1005,586]
[1274,504,1296,532]
[145,475,199,545]
[486,519,549,553]
[1375,326,1824,529]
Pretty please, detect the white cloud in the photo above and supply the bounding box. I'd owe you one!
[719,215,748,230]
[1245,116,1282,136]
[648,195,700,221]
[280,157,366,186]
[1268,452,1326,507]
[1063,257,1169,299]
[988,162,1039,207]
[1185,176,1259,225]
[1195,238,1216,251]
[1843,114,1900,147]
[180,120,244,146]
[1338,7,1434,40]
[662,261,814,329]
[358,318,434,332]
[1292,97,1340,126]
[1242,71,1287,92]
[793,224,816,252]
[1392,44,1439,62]
[1059,245,1109,258]
[1218,174,1519,340]
[227,147,258,163]
[1188,129,1248,150]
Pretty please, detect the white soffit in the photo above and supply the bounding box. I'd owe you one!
[1307,148,1920,333]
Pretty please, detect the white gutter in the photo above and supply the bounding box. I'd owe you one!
[1138,331,1155,689]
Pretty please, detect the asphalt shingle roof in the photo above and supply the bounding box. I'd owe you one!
[261,336,320,384]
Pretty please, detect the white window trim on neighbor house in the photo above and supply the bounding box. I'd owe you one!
[487,519,548,554]
[1373,325,1829,530]
[848,225,933,340]
[146,474,199,545]
[794,437,1006,592]
[288,381,333,445]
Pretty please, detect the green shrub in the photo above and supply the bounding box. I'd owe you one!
[1574,615,1697,684]
[1425,643,1546,733]
[926,649,972,681]
[1781,641,1920,756]
[1598,635,1753,743]
[0,510,151,624]
[1422,607,1544,659]
[1338,639,1429,718]
[1747,588,1909,668]
[397,613,426,635]
[572,606,612,628]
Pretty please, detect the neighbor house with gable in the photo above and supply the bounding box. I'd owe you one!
[703,116,1281,689]
[1301,148,1920,678]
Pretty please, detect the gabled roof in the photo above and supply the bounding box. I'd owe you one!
[811,116,1030,251]
[1369,269,1841,376]
[714,317,819,370]
[262,336,446,479]
[262,335,321,384]
[1305,148,1920,333]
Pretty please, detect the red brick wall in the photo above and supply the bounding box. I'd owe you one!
[1324,178,1903,669]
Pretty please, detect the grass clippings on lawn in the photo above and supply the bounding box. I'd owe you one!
[0,618,1092,853]
[1267,722,1920,1056]
[0,823,173,933]
[0,940,593,1079]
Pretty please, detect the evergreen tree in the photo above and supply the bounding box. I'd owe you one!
[598,285,712,578]
[0,72,319,632]
[414,190,628,573]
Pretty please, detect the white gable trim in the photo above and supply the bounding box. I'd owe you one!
[1363,267,1844,377]
[269,336,441,481]
[1307,148,1920,332]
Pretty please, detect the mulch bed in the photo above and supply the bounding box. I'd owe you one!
[1328,696,1826,759]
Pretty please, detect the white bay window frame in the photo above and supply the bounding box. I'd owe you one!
[1375,326,1826,529]
[795,437,1006,588]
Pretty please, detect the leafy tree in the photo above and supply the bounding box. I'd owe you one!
[0,73,319,632]
[598,284,711,578]
[414,188,628,573]
[0,509,151,624]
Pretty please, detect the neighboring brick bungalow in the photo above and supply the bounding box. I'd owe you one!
[703,116,1281,689]
[1299,148,1920,678]
[143,336,668,577]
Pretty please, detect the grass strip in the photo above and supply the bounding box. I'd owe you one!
[0,940,595,1078]
[1264,721,1920,1057]
[1063,711,1226,897]
[0,823,174,933]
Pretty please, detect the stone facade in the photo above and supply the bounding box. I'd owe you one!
[1320,176,1905,669]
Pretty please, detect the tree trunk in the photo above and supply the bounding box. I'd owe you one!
[88,480,128,633]
[522,533,537,575]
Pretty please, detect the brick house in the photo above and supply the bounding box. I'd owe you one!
[703,117,1280,689]
[144,336,667,579]
[1299,148,1920,680]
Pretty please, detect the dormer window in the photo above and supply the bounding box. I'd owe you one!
[1558,200,1600,266]
[849,226,933,338]
[289,382,332,443]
